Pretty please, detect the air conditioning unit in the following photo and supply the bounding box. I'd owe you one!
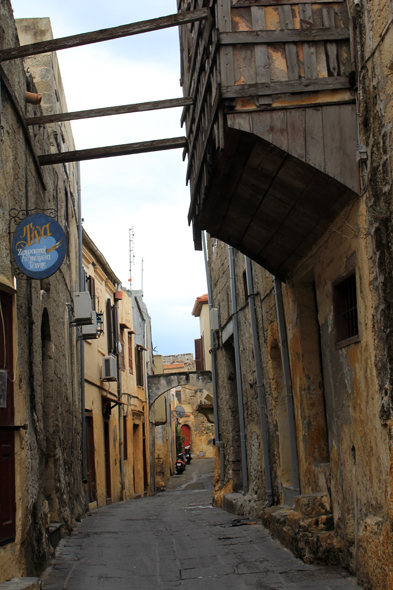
[73,291,93,325]
[81,311,98,339]
[102,355,117,381]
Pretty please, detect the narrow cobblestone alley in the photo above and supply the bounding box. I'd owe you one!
[41,459,362,590]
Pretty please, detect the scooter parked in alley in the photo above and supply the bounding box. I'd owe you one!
[184,445,192,464]
[175,453,186,475]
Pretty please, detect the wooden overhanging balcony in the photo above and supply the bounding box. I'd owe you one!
[179,0,360,280]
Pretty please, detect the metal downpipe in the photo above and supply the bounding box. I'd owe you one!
[202,232,224,487]
[77,162,87,490]
[245,257,273,506]
[115,287,125,499]
[228,245,248,495]
[273,278,301,497]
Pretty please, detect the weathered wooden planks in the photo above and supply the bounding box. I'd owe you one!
[278,5,300,80]
[219,27,349,44]
[221,76,351,98]
[299,4,318,80]
[26,97,193,126]
[232,0,345,5]
[38,137,187,166]
[0,9,208,61]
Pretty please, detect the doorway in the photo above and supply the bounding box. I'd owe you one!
[0,291,15,546]
[181,424,191,449]
[103,420,111,504]
[86,412,97,503]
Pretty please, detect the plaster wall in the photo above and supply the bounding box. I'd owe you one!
[199,304,211,371]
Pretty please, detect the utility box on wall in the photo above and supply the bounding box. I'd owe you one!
[210,308,219,331]
[73,291,93,325]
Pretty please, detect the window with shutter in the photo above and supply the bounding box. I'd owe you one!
[106,299,114,354]
[120,331,125,372]
[86,276,96,311]
[128,333,133,374]
[195,337,203,370]
[136,346,144,387]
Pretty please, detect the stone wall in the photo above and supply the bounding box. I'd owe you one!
[0,2,84,581]
[208,220,393,587]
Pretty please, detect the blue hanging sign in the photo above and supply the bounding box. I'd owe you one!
[12,213,66,279]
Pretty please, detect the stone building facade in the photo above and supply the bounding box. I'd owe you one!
[82,232,153,509]
[177,0,393,587]
[0,5,84,581]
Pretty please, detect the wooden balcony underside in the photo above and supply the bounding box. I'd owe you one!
[199,124,358,281]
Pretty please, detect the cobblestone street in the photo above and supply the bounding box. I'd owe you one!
[41,459,362,590]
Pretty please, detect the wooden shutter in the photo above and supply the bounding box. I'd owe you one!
[120,331,125,372]
[123,416,128,460]
[136,346,144,387]
[106,299,113,353]
[128,333,133,374]
[88,276,96,311]
[195,337,203,370]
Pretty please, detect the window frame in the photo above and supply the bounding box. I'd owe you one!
[128,332,133,374]
[333,271,360,349]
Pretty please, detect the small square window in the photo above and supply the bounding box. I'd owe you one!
[334,273,359,345]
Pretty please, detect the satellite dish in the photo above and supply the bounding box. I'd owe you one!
[175,405,186,419]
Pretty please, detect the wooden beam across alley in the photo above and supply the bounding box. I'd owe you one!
[26,97,193,126]
[38,136,187,166]
[0,9,208,62]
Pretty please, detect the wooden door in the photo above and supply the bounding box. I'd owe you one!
[85,414,97,503]
[103,421,111,504]
[181,424,191,449]
[142,422,148,494]
[0,292,15,546]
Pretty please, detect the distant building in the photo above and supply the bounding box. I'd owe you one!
[191,294,211,370]
[82,232,153,508]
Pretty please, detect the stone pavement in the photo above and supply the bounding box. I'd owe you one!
[42,459,362,590]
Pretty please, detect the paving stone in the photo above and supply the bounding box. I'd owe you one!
[40,460,364,590]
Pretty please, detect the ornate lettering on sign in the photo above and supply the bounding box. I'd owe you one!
[12,213,66,279]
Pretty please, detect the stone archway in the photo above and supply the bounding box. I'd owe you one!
[148,370,212,408]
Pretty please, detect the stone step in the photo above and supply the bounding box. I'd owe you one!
[0,579,41,590]
[294,492,331,516]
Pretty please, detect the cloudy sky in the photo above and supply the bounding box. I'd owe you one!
[11,0,207,356]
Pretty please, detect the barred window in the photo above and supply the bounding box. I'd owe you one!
[334,273,359,345]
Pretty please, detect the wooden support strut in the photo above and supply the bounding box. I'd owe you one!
[0,9,208,62]
[26,97,194,126]
[38,137,187,166]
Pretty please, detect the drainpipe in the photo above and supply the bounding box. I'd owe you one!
[115,287,125,500]
[245,257,273,506]
[228,245,248,495]
[144,318,150,494]
[273,278,301,497]
[202,232,224,487]
[77,162,87,492]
